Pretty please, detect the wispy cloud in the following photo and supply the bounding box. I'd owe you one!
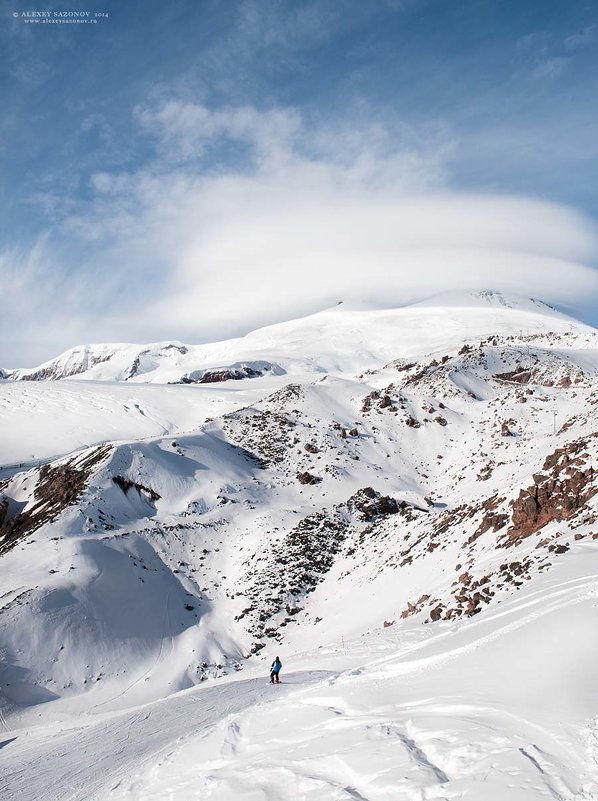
[516,31,550,53]
[564,24,597,50]
[521,20,596,80]
[134,101,302,165]
[531,56,572,79]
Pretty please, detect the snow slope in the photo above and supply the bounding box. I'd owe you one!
[1,559,597,801]
[0,375,300,467]
[0,290,597,800]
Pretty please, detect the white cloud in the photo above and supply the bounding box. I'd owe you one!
[0,239,97,367]
[2,100,598,365]
[134,101,302,164]
[147,186,598,339]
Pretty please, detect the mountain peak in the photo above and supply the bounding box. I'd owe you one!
[405,289,561,315]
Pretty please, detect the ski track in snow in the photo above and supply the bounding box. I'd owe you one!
[0,671,333,801]
[99,669,589,801]
[2,583,595,801]
[90,589,176,714]
[97,569,597,801]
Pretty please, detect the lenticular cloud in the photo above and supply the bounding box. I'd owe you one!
[150,185,598,339]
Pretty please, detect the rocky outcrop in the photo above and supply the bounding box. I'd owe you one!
[0,494,9,525]
[504,435,597,543]
[180,366,262,384]
[465,495,508,545]
[0,446,112,554]
[201,367,261,383]
[297,471,320,485]
[16,351,113,381]
[112,476,161,502]
[221,408,297,466]
[345,487,401,521]
[495,367,533,384]
[236,510,350,647]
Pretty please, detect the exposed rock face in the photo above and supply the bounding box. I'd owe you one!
[180,366,262,384]
[17,351,114,381]
[465,495,508,546]
[112,476,161,503]
[495,368,533,384]
[236,509,350,646]
[297,471,320,485]
[506,435,597,542]
[221,408,296,467]
[125,345,189,379]
[236,483,421,649]
[361,390,380,413]
[0,446,112,554]
[346,487,401,521]
[200,367,261,383]
[0,495,9,526]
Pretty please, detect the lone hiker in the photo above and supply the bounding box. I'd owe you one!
[270,656,282,684]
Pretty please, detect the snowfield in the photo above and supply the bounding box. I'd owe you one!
[2,560,597,800]
[0,376,301,467]
[0,292,597,800]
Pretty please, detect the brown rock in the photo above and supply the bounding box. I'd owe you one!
[505,435,597,542]
[297,472,320,485]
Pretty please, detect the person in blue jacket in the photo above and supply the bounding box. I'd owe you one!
[270,656,282,684]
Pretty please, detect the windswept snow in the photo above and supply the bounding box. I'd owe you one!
[1,560,597,801]
[0,377,296,467]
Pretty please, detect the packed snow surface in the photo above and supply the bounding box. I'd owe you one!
[0,291,597,800]
[2,561,597,800]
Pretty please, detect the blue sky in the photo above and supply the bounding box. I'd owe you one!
[1,0,598,364]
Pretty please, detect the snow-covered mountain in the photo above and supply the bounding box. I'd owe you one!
[3,290,590,384]
[1,290,597,800]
